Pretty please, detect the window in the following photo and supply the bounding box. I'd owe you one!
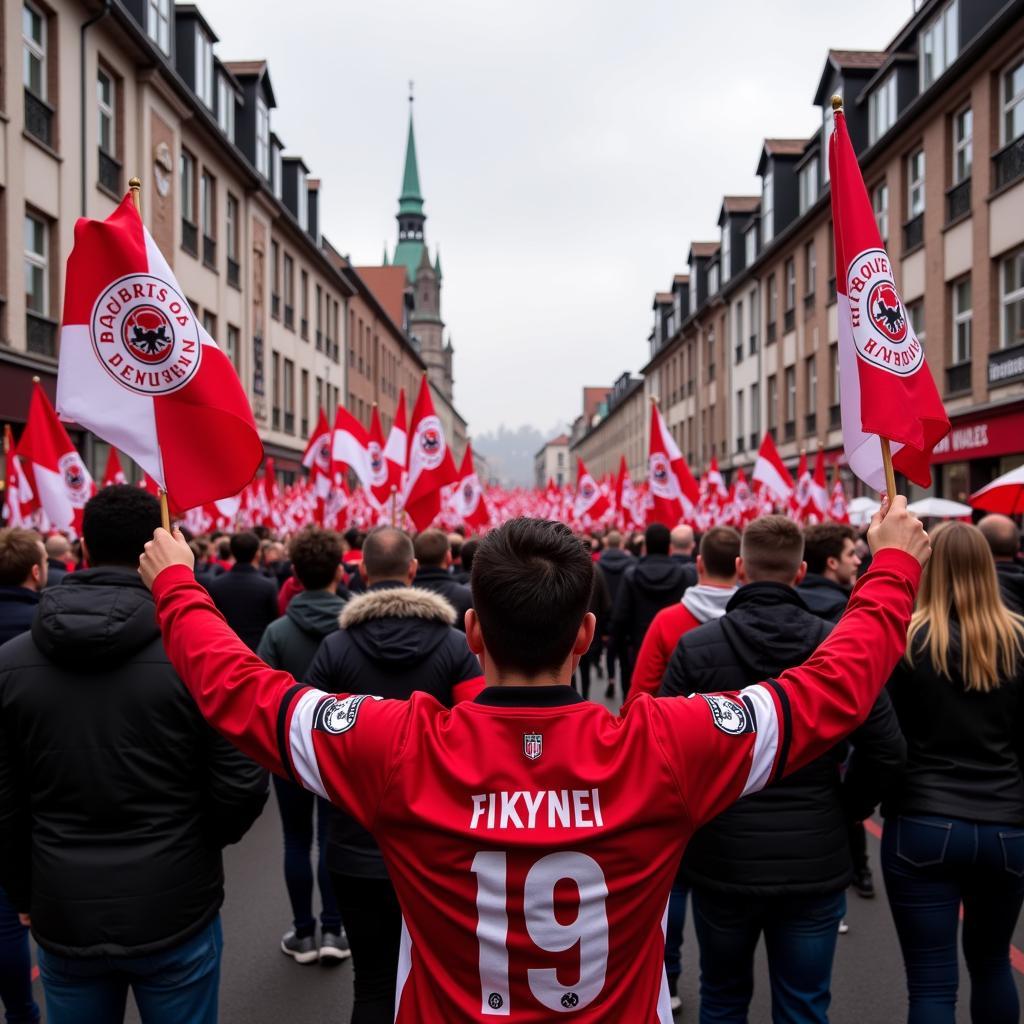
[282,358,295,433]
[745,226,757,265]
[301,369,309,437]
[226,323,240,371]
[180,149,196,224]
[950,106,972,185]
[708,262,719,295]
[283,252,294,328]
[873,182,889,242]
[24,212,48,315]
[273,145,283,200]
[768,274,778,331]
[297,170,308,232]
[707,331,716,381]
[270,240,280,318]
[806,356,817,414]
[767,375,778,432]
[217,76,235,139]
[868,74,897,144]
[202,309,216,342]
[1001,247,1024,350]
[805,241,816,297]
[785,258,796,310]
[721,224,731,281]
[734,299,744,362]
[97,69,115,155]
[256,97,270,178]
[907,149,925,218]
[23,2,46,98]
[952,277,971,363]
[908,300,925,344]
[785,365,796,422]
[749,286,759,354]
[194,32,214,108]
[750,382,760,437]
[300,270,309,339]
[1001,55,1024,145]
[271,352,281,429]
[824,89,841,184]
[226,193,239,261]
[762,168,774,243]
[200,170,215,238]
[920,0,958,90]
[798,157,819,215]
[736,390,745,449]
[147,0,170,53]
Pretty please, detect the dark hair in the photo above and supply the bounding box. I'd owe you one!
[216,538,231,560]
[253,525,270,541]
[802,523,856,575]
[449,534,464,560]
[343,527,363,551]
[0,528,43,585]
[627,532,644,557]
[82,485,162,567]
[362,526,414,580]
[461,538,480,576]
[414,529,450,568]
[741,515,804,582]
[472,518,594,675]
[290,527,343,590]
[644,522,671,557]
[699,526,741,579]
[230,531,260,565]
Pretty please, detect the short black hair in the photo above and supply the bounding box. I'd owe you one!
[343,527,363,551]
[362,526,414,580]
[645,522,671,556]
[461,538,479,576]
[699,526,741,578]
[472,518,594,675]
[83,485,162,567]
[230,531,260,564]
[802,523,855,575]
[290,527,342,590]
[414,529,450,568]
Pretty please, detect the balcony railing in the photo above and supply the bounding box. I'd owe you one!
[283,411,295,435]
[24,89,53,148]
[945,361,971,394]
[181,219,198,256]
[805,412,817,435]
[784,420,796,442]
[98,149,122,194]
[271,294,281,320]
[994,135,1024,191]
[988,342,1024,388]
[26,311,57,357]
[903,213,924,251]
[202,235,216,269]
[784,308,795,333]
[829,403,841,429]
[227,257,240,289]
[946,178,971,224]
[767,321,777,344]
[284,304,294,330]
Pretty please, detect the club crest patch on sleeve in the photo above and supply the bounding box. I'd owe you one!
[701,694,756,736]
[313,694,382,735]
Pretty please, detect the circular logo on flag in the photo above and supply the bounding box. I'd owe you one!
[89,274,203,395]
[580,480,595,502]
[414,416,445,471]
[462,481,475,502]
[847,248,923,378]
[314,435,331,473]
[58,451,91,505]
[649,452,675,499]
[368,441,387,486]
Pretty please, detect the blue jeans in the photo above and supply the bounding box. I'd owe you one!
[37,916,222,1024]
[691,887,845,1024]
[273,775,340,937]
[665,882,689,979]
[881,815,1024,1024]
[0,887,39,1023]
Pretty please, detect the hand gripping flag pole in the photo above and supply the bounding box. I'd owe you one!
[128,175,170,531]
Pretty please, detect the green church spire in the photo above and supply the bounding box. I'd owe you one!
[398,99,423,216]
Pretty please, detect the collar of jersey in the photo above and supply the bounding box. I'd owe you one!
[473,685,585,708]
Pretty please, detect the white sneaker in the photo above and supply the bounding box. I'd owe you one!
[319,929,352,964]
[838,919,849,934]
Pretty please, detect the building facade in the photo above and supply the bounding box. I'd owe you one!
[570,373,645,482]
[534,433,569,489]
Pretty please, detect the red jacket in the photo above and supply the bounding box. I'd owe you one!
[151,550,919,1023]
[630,603,703,698]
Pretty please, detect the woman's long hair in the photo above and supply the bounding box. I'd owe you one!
[907,521,1024,692]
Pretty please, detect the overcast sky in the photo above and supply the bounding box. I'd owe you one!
[202,0,915,436]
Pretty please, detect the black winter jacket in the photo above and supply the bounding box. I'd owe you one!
[0,587,39,646]
[0,568,268,957]
[305,583,482,877]
[996,560,1024,616]
[257,589,347,680]
[660,582,905,895]
[611,555,691,663]
[597,548,633,606]
[797,574,851,622]
[884,623,1024,825]
[207,563,279,650]
[412,566,473,631]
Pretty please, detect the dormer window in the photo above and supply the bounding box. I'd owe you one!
[762,168,774,243]
[721,224,731,281]
[708,263,720,296]
[255,97,269,177]
[921,0,958,90]
[798,157,819,214]
[195,32,213,108]
[297,170,308,230]
[217,76,234,139]
[745,226,756,265]
[147,0,170,54]
[273,145,283,199]
[868,73,897,144]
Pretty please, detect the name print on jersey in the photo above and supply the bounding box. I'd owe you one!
[469,789,604,830]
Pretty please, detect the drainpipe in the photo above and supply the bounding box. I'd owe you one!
[80,0,112,216]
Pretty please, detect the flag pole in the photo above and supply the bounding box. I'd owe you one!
[879,437,898,502]
[128,175,170,531]
[390,485,397,527]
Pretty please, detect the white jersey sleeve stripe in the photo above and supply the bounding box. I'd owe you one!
[739,684,781,797]
[395,915,413,1021]
[287,688,329,799]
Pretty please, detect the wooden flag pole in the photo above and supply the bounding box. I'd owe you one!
[879,437,898,504]
[128,175,170,531]
[390,485,398,527]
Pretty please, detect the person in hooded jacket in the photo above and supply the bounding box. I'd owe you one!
[411,530,473,631]
[304,526,483,1024]
[257,527,350,967]
[978,514,1024,615]
[610,522,691,697]
[0,486,268,1024]
[660,515,905,1024]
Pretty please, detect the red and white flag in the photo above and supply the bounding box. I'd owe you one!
[101,448,127,487]
[367,404,393,507]
[3,425,35,527]
[828,460,850,524]
[614,455,640,530]
[332,405,373,489]
[57,194,262,511]
[647,401,699,526]
[452,442,490,531]
[830,104,949,489]
[707,454,728,501]
[405,376,459,531]
[574,457,610,523]
[792,451,812,521]
[809,449,829,521]
[301,409,333,500]
[730,466,757,525]
[17,381,95,535]
[752,431,794,505]
[383,388,408,499]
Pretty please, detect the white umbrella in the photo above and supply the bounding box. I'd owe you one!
[907,497,973,519]
[847,496,880,527]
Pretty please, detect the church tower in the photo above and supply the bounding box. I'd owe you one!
[392,93,451,403]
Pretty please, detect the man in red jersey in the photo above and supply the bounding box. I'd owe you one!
[140,498,929,1023]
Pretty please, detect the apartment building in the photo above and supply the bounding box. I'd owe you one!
[570,373,645,482]
[534,433,569,489]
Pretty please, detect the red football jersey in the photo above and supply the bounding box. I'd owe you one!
[151,549,920,1022]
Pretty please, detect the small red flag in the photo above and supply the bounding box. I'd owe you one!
[405,377,459,531]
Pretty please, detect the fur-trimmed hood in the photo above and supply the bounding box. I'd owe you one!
[338,583,457,669]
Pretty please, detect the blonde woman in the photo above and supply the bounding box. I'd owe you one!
[883,521,1024,1024]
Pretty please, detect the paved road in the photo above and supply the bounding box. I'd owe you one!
[28,675,1024,1022]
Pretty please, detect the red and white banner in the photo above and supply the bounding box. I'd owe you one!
[332,405,373,489]
[57,193,262,511]
[574,457,610,522]
[830,105,949,489]
[101,447,127,487]
[3,425,35,527]
[647,401,699,526]
[752,431,794,504]
[451,442,490,531]
[405,377,459,531]
[367,404,393,507]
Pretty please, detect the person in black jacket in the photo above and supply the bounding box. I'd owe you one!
[0,486,267,1024]
[0,529,46,647]
[798,522,861,622]
[597,531,631,697]
[411,529,473,631]
[978,513,1024,615]
[305,526,482,1024]
[611,522,690,696]
[660,515,905,1024]
[207,530,280,650]
[883,521,1024,1024]
[43,534,70,588]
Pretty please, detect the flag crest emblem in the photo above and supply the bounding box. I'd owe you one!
[523,733,542,761]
